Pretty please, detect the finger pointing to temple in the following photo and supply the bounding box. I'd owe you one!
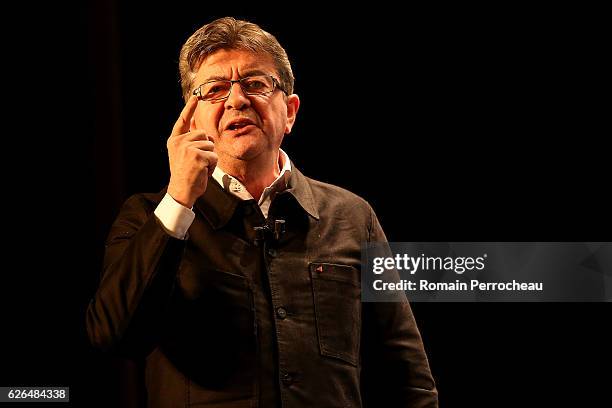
[171,95,199,137]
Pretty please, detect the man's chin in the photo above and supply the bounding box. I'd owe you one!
[220,145,267,163]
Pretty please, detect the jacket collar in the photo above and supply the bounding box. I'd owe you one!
[194,177,242,230]
[194,162,319,230]
[284,163,320,220]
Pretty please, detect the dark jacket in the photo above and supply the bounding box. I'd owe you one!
[87,165,438,407]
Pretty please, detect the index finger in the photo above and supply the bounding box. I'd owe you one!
[171,94,199,137]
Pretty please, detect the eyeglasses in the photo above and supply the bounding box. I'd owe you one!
[193,75,287,102]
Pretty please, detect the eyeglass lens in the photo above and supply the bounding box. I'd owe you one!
[199,75,275,101]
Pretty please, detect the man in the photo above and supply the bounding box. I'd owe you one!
[87,17,437,408]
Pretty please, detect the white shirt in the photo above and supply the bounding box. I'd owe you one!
[154,149,292,239]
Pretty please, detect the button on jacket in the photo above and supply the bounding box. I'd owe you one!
[86,165,438,408]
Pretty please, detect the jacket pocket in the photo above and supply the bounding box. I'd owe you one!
[310,262,361,366]
[172,265,256,404]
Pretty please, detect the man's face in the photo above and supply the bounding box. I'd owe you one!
[190,48,299,164]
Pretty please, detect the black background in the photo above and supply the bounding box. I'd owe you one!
[2,1,610,406]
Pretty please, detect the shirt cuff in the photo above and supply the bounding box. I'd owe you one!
[153,193,196,239]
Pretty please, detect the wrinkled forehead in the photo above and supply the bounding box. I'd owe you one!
[194,48,277,83]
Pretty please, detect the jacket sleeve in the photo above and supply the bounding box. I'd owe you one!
[361,206,439,408]
[86,194,186,357]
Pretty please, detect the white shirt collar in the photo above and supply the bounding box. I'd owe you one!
[212,148,292,205]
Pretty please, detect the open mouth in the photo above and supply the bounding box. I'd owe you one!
[228,123,248,130]
[226,120,255,131]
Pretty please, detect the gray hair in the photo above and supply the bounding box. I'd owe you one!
[179,17,294,102]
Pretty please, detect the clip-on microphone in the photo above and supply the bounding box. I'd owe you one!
[254,218,286,246]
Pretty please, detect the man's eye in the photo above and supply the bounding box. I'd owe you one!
[208,85,226,94]
[244,80,266,90]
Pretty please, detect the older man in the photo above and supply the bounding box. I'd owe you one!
[87,17,437,408]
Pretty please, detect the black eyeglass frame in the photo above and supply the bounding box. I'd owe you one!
[193,75,288,102]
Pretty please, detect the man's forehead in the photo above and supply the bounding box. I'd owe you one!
[196,49,275,78]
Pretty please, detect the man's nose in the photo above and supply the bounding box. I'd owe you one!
[224,82,251,110]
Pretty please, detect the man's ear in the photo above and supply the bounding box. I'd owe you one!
[284,94,300,134]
